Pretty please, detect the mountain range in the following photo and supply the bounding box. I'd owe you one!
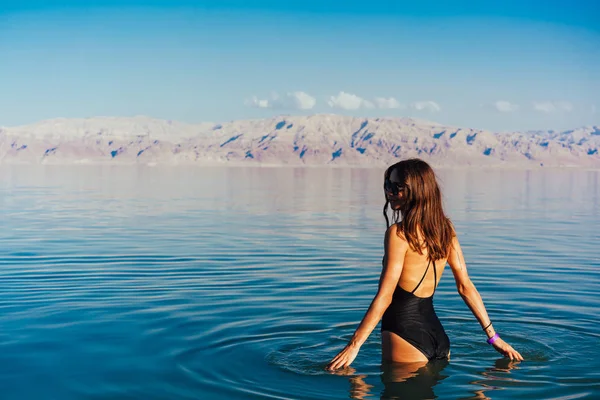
[1,115,599,168]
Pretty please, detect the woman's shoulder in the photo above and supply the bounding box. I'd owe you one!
[385,223,407,242]
[384,223,410,258]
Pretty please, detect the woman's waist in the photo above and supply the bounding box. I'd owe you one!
[387,296,438,317]
[391,288,436,304]
[382,302,444,330]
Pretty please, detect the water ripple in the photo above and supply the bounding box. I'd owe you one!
[0,166,598,399]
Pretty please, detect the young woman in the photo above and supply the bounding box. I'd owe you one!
[326,159,523,371]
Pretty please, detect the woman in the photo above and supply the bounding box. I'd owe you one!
[326,159,523,371]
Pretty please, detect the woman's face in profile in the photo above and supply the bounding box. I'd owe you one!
[385,190,404,210]
[384,169,404,210]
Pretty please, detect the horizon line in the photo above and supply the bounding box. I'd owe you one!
[2,113,598,134]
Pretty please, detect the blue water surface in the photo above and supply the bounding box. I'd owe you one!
[0,166,598,399]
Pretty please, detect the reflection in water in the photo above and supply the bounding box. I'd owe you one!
[341,360,450,400]
[349,374,373,400]
[329,366,374,399]
[379,360,449,400]
[464,358,521,400]
[343,358,519,400]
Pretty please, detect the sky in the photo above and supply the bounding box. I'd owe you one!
[0,0,599,132]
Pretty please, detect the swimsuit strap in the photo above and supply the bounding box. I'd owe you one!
[432,258,437,294]
[410,259,431,294]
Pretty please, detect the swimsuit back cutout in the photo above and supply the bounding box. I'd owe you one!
[409,258,437,297]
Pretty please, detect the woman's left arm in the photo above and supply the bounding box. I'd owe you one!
[326,224,408,371]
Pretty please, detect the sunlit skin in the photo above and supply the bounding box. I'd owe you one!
[326,167,523,372]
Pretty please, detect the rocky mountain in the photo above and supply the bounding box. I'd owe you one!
[1,115,598,167]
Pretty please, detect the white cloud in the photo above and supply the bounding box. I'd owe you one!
[246,97,270,108]
[327,92,374,110]
[493,100,519,113]
[374,97,405,109]
[245,91,316,110]
[410,101,441,113]
[533,101,573,113]
[285,91,317,110]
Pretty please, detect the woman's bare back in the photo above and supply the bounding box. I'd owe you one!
[384,230,448,299]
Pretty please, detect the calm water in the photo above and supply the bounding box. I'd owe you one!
[0,166,599,400]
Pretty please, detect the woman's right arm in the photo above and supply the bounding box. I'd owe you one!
[447,236,524,361]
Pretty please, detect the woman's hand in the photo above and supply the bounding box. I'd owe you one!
[491,337,524,361]
[326,342,360,371]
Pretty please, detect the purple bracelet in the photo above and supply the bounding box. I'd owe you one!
[486,333,500,345]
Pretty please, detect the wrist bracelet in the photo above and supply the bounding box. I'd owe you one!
[482,321,493,331]
[486,333,500,345]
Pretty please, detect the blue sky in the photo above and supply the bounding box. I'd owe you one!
[0,0,598,131]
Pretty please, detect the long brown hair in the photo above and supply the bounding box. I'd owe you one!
[383,158,454,261]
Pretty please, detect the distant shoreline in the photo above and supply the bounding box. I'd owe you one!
[1,162,599,172]
[1,115,598,168]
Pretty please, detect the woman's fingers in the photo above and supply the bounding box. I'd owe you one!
[327,354,345,370]
[502,345,524,361]
[328,358,342,370]
[493,341,524,362]
[329,354,342,366]
[515,350,524,361]
[505,346,513,360]
[331,357,347,370]
[327,350,346,369]
[507,345,524,361]
[327,349,355,371]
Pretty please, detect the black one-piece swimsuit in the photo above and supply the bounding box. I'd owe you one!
[381,259,450,361]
